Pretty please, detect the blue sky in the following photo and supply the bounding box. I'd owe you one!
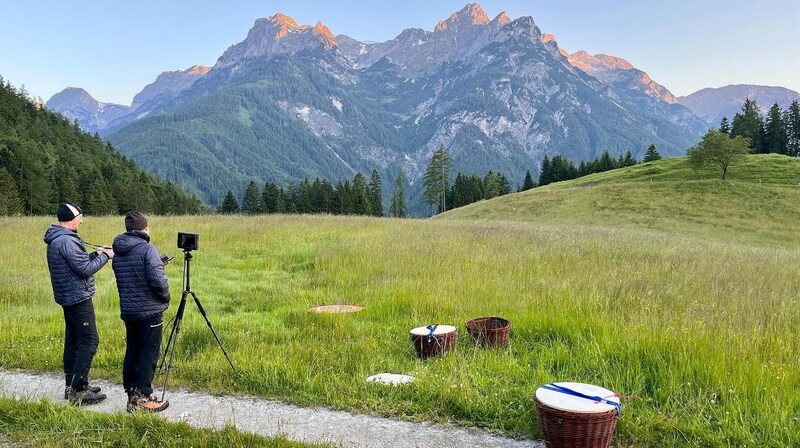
[1,0,797,104]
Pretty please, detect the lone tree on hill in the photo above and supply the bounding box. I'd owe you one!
[219,190,240,214]
[643,144,662,162]
[423,144,453,214]
[687,130,750,180]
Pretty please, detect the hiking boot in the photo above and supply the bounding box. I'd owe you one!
[67,388,107,405]
[127,394,169,413]
[64,385,101,399]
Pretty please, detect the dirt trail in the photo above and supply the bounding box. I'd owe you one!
[0,370,542,448]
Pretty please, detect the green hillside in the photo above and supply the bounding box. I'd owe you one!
[0,78,205,216]
[438,154,800,245]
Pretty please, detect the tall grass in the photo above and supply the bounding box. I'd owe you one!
[1,211,797,446]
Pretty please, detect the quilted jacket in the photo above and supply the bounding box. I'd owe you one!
[112,230,171,322]
[44,225,109,307]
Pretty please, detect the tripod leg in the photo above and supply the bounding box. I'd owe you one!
[159,290,189,401]
[189,291,236,372]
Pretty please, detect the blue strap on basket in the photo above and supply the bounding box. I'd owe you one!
[542,383,621,414]
[426,325,438,342]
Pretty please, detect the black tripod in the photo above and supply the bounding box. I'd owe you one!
[158,249,235,401]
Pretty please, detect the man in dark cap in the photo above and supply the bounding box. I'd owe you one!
[44,203,114,405]
[111,211,170,412]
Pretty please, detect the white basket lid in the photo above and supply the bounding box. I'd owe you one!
[535,382,620,414]
[366,373,416,385]
[410,325,457,336]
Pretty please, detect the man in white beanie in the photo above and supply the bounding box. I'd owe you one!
[43,202,114,405]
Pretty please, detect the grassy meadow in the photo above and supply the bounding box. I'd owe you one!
[1,155,799,447]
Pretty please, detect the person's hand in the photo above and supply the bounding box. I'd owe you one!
[101,248,115,259]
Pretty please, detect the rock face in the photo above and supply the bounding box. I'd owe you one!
[679,85,800,125]
[52,4,712,210]
[215,14,337,68]
[132,65,210,109]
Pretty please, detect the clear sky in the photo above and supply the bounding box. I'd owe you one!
[1,0,797,105]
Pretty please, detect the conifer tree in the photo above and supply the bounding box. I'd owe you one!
[598,151,615,171]
[368,170,383,216]
[730,99,765,153]
[623,150,636,166]
[423,144,452,214]
[521,170,535,191]
[786,100,800,156]
[389,170,409,218]
[219,190,240,214]
[352,172,371,215]
[719,117,731,134]
[764,103,787,154]
[539,155,552,186]
[643,144,662,162]
[262,181,279,213]
[241,180,263,214]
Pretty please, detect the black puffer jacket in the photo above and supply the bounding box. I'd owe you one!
[112,231,170,322]
[44,225,109,307]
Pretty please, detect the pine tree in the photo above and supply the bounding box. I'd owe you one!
[389,170,408,217]
[352,172,371,215]
[719,117,731,134]
[219,190,240,214]
[786,100,800,156]
[262,181,279,213]
[539,155,552,186]
[730,99,765,153]
[521,170,535,191]
[483,171,502,199]
[643,144,661,162]
[598,151,615,171]
[241,180,263,214]
[423,144,453,214]
[623,150,636,166]
[368,170,383,216]
[764,103,787,154]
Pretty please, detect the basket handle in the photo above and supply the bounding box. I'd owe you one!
[425,325,439,342]
[541,383,621,414]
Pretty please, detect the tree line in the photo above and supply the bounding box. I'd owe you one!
[217,170,402,217]
[720,99,800,155]
[0,77,205,216]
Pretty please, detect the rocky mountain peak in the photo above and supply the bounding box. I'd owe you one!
[186,65,211,76]
[269,13,300,28]
[568,50,634,72]
[312,22,337,49]
[435,3,490,32]
[492,12,510,26]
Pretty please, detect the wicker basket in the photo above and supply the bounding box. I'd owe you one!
[465,316,511,348]
[534,384,620,448]
[409,325,457,359]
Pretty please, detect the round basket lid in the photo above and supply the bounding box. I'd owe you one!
[410,325,457,336]
[307,305,364,314]
[366,373,416,385]
[535,382,620,414]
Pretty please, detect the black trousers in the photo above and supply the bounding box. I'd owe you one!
[62,298,99,390]
[123,314,163,397]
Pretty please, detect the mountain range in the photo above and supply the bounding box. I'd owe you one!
[677,85,800,126]
[46,3,719,208]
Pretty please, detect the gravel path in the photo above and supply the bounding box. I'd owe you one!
[0,370,542,448]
